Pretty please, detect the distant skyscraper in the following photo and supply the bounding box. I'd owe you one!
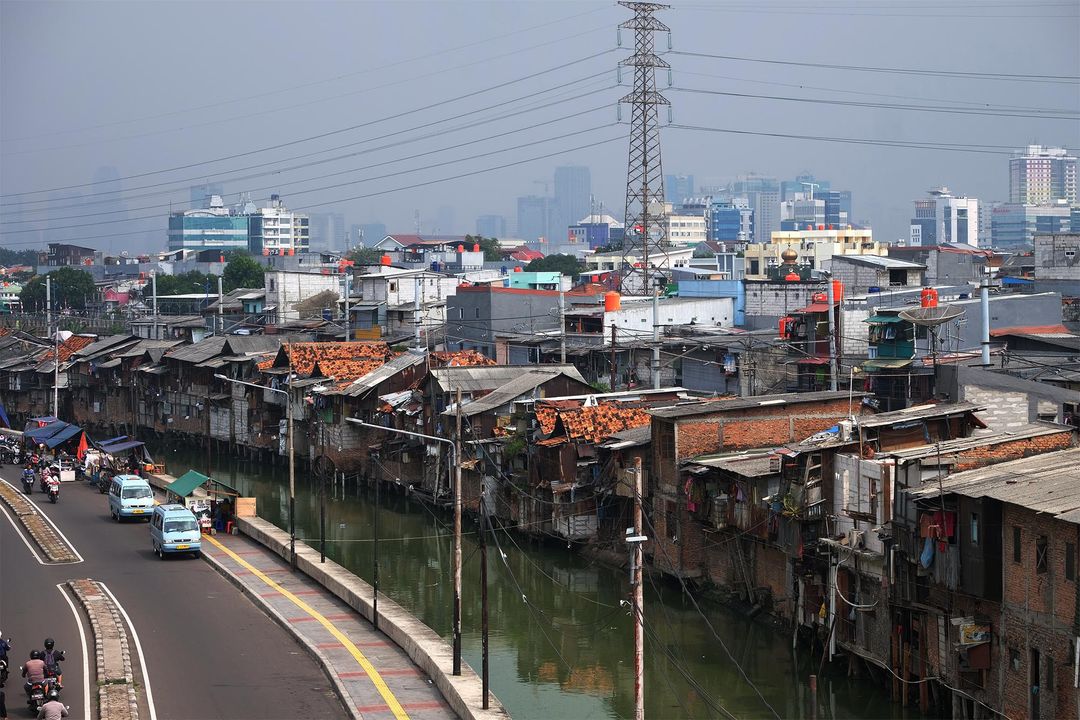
[909,187,978,247]
[780,173,830,202]
[664,174,694,204]
[823,190,852,227]
[553,166,591,243]
[708,198,753,244]
[731,175,780,242]
[1010,145,1077,205]
[309,212,346,252]
[517,195,556,243]
[190,182,224,207]
[475,215,507,238]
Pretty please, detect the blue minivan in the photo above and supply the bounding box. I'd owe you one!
[150,504,202,558]
[108,475,154,521]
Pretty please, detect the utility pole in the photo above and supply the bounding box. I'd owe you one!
[414,277,422,349]
[631,455,646,720]
[610,324,618,390]
[288,343,296,569]
[480,486,490,709]
[826,276,838,391]
[373,453,380,630]
[452,387,463,676]
[619,1,671,295]
[558,288,566,364]
[47,276,58,418]
[217,275,224,336]
[652,289,660,389]
[152,272,159,341]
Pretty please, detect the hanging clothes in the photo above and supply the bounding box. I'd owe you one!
[920,537,935,568]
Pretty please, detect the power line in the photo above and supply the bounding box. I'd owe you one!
[669,86,1080,120]
[0,5,613,145]
[0,50,617,200]
[668,49,1080,83]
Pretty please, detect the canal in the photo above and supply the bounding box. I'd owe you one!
[157,444,912,720]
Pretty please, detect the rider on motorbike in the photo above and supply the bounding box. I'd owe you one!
[37,687,69,720]
[22,649,46,689]
[42,640,63,689]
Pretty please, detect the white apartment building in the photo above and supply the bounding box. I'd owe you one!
[665,210,708,247]
[250,195,310,255]
[1010,145,1077,205]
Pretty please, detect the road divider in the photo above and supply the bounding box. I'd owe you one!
[67,579,142,720]
[0,479,81,563]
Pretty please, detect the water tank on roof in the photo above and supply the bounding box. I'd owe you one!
[380,255,392,266]
[920,287,939,308]
[604,291,621,312]
[473,243,480,252]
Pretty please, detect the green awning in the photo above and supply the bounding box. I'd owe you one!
[862,358,913,370]
[167,470,210,498]
[864,315,904,323]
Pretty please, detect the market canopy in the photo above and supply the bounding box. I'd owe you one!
[98,439,145,454]
[167,470,211,499]
[45,424,83,448]
[25,421,71,441]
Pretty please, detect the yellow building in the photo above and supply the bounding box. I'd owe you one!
[743,226,885,277]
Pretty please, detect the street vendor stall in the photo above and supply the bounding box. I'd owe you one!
[166,470,242,533]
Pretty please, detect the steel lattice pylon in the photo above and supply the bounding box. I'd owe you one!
[619,1,670,295]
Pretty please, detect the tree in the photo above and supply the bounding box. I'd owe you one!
[19,267,97,311]
[0,248,40,267]
[222,253,265,292]
[154,271,217,296]
[464,235,502,262]
[524,254,584,277]
[347,246,383,265]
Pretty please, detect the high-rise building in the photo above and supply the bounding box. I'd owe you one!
[779,192,826,231]
[517,195,556,243]
[190,182,224,207]
[991,203,1072,249]
[823,190,852,227]
[553,166,591,244]
[664,174,694,204]
[247,195,310,255]
[732,175,780,243]
[909,187,978,247]
[780,173,830,202]
[708,198,753,244]
[664,202,708,247]
[1010,145,1077,205]
[167,195,250,252]
[309,212,346,253]
[475,215,507,238]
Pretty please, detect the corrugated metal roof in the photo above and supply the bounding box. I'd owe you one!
[164,337,228,363]
[833,255,926,269]
[599,424,652,449]
[113,339,184,358]
[431,364,586,393]
[907,448,1080,520]
[885,423,1070,461]
[70,334,137,361]
[327,352,425,397]
[688,451,778,478]
[858,401,984,429]
[649,390,857,419]
[453,370,583,417]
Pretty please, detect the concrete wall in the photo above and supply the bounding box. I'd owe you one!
[1034,232,1080,284]
[742,281,824,331]
[942,365,1076,428]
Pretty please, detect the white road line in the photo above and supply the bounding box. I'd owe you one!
[56,583,92,720]
[0,502,46,565]
[0,478,85,564]
[99,583,158,720]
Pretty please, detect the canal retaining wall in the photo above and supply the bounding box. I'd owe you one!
[235,515,508,720]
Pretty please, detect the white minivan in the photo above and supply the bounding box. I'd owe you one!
[150,504,202,558]
[108,474,154,521]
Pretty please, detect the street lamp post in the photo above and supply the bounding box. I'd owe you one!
[215,372,296,569]
[348,417,462,676]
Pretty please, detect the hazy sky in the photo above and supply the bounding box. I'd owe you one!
[2,0,1078,253]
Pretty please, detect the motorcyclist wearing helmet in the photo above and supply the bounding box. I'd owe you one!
[41,640,62,690]
[22,649,46,690]
[36,687,68,720]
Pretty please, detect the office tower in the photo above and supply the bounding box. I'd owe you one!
[517,195,555,243]
[708,198,753,244]
[823,190,853,227]
[475,215,507,238]
[664,174,694,204]
[309,212,346,253]
[780,173,830,202]
[1010,145,1077,205]
[190,182,225,207]
[553,166,591,243]
[779,192,826,231]
[909,187,978,247]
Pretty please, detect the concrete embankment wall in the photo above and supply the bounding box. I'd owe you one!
[236,516,508,720]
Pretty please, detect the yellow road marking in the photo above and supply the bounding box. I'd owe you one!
[205,534,410,720]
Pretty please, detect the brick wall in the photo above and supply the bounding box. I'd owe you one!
[1001,505,1079,720]
[955,431,1075,471]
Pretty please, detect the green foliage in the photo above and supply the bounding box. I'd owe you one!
[589,381,610,393]
[503,432,526,459]
[222,253,265,292]
[154,271,217,296]
[19,267,97,311]
[524,253,584,277]
[594,242,622,254]
[464,235,502,262]
[0,248,40,267]
[347,246,383,265]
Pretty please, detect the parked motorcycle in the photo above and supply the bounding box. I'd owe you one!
[45,476,60,504]
[97,471,111,494]
[39,468,52,493]
[21,469,34,494]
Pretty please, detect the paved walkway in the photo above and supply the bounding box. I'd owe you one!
[203,531,457,720]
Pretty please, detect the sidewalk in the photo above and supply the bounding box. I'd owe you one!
[202,531,456,720]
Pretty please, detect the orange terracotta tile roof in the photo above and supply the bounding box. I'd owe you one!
[430,350,497,368]
[278,342,392,378]
[41,335,95,363]
[0,328,11,337]
[539,401,652,445]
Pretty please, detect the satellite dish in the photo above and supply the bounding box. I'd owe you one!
[898,304,963,327]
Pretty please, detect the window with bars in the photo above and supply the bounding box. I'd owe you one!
[1036,536,1048,574]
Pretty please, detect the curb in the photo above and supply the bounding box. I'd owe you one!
[67,579,140,720]
[0,479,79,563]
[199,544,363,720]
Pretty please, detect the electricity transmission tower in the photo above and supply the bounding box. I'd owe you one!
[619,1,671,295]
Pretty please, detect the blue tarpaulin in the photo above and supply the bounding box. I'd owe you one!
[99,440,145,454]
[94,435,127,449]
[45,424,83,449]
[0,401,10,429]
[25,421,70,441]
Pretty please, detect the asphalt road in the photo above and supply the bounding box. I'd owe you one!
[0,466,345,720]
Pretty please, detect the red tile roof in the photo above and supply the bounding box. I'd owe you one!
[989,324,1071,337]
[273,342,392,379]
[537,401,653,445]
[430,350,497,368]
[41,335,95,363]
